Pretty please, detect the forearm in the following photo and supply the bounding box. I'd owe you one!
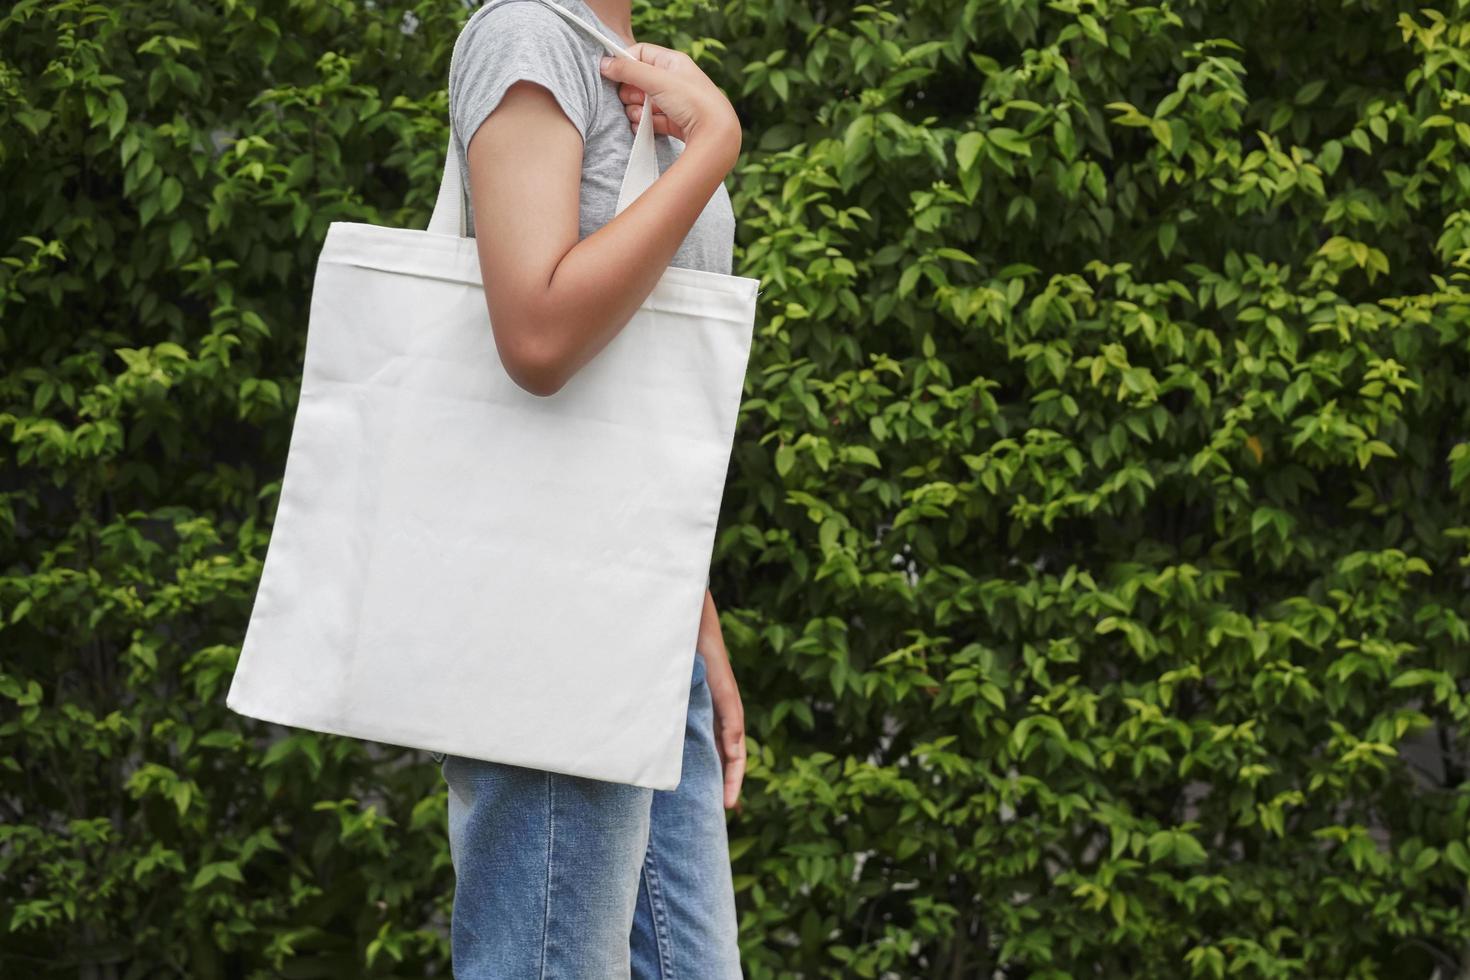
[696,587,723,655]
[535,129,740,390]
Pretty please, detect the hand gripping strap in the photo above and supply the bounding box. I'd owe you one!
[427,0,661,237]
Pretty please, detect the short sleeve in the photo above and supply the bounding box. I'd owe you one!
[450,1,598,154]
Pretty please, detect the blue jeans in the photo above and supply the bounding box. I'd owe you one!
[436,652,742,978]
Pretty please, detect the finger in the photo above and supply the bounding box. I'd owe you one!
[723,751,745,809]
[627,102,669,122]
[721,732,746,809]
[627,102,672,135]
[625,40,679,68]
[625,113,670,138]
[615,81,647,107]
[598,48,663,94]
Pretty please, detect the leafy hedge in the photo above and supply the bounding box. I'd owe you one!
[4,0,1470,977]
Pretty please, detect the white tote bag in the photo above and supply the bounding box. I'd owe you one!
[226,0,759,790]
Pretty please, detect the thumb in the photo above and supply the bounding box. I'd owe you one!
[598,48,663,94]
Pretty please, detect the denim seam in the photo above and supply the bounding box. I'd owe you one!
[541,770,554,980]
[642,841,676,977]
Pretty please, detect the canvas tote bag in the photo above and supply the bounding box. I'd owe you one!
[225,0,759,791]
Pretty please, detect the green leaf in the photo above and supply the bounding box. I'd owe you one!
[956,131,984,172]
[774,443,795,477]
[988,127,1031,157]
[169,220,192,261]
[160,176,183,214]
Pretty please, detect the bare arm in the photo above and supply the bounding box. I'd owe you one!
[697,586,746,810]
[465,52,740,396]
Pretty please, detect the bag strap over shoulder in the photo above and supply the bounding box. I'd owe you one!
[427,0,662,237]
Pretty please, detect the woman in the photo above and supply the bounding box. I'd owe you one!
[433,0,749,976]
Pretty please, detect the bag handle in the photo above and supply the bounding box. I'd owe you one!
[427,0,661,237]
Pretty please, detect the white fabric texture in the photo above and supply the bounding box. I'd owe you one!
[226,0,757,790]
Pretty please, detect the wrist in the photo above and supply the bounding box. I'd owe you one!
[685,116,742,171]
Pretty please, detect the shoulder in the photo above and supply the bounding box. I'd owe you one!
[448,1,603,144]
[453,0,601,65]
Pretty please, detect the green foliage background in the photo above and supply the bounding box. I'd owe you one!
[4,0,1470,976]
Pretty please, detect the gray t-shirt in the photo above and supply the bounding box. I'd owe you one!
[448,0,736,275]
